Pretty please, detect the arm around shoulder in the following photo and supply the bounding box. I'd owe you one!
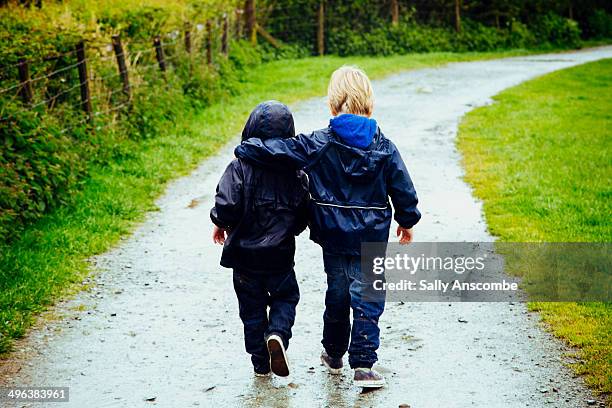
[234,132,327,170]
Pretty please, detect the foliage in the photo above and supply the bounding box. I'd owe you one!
[0,103,86,242]
[0,1,256,243]
[587,9,612,39]
[532,12,582,48]
[324,19,573,56]
[263,0,612,56]
[506,20,537,49]
[457,59,612,396]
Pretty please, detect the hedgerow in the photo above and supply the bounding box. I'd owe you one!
[0,0,610,244]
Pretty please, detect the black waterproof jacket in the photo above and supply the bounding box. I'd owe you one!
[211,101,309,274]
[235,115,421,255]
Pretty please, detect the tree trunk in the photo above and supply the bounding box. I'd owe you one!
[317,1,325,56]
[391,0,399,26]
[245,0,256,44]
[454,0,462,33]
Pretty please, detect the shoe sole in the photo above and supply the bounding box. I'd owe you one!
[320,355,342,375]
[354,379,386,388]
[267,336,289,377]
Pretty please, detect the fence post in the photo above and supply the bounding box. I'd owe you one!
[391,0,399,26]
[153,36,167,75]
[111,35,131,103]
[317,1,325,56]
[235,9,243,39]
[75,41,93,123]
[245,0,256,44]
[184,23,192,54]
[206,20,213,64]
[221,13,229,55]
[454,0,462,33]
[17,58,33,105]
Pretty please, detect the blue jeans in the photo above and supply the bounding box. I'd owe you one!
[321,251,386,369]
[233,269,300,373]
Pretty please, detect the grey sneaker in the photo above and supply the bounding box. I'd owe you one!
[353,368,386,388]
[320,351,343,375]
[266,334,290,377]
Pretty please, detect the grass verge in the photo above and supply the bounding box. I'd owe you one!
[0,48,565,356]
[457,59,611,397]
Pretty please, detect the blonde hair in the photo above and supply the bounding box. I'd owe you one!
[327,66,374,117]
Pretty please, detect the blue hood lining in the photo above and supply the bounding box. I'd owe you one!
[329,114,377,149]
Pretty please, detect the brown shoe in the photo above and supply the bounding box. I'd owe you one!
[320,351,343,375]
[266,334,289,377]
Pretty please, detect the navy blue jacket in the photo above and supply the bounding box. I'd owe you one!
[235,114,421,255]
[211,101,309,274]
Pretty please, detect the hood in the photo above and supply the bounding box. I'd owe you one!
[329,114,377,149]
[331,128,389,182]
[242,100,295,141]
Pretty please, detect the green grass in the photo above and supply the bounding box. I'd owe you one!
[0,49,541,355]
[457,59,612,398]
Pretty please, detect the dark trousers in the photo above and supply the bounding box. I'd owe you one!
[321,251,386,369]
[233,269,300,372]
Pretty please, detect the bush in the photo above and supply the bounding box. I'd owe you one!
[229,40,263,69]
[587,9,612,39]
[0,104,86,242]
[329,15,582,56]
[0,1,255,244]
[328,20,517,56]
[453,21,506,52]
[396,25,454,53]
[533,13,581,48]
[507,20,537,49]
[98,6,170,42]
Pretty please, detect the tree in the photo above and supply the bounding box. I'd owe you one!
[391,0,399,25]
[455,0,462,32]
[245,0,256,44]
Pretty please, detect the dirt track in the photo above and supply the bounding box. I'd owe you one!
[3,47,612,408]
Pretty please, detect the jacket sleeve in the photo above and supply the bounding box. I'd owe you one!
[294,171,310,235]
[386,141,421,228]
[234,132,326,170]
[210,159,244,229]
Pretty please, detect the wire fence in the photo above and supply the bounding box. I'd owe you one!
[1,0,383,136]
[0,7,241,136]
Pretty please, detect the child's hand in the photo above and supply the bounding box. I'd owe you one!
[396,226,413,244]
[213,225,228,245]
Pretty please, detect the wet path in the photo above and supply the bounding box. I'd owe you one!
[3,47,612,407]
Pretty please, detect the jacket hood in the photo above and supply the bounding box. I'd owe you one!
[329,114,377,149]
[242,100,295,142]
[330,127,389,181]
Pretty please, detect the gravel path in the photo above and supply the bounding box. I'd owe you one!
[2,47,611,408]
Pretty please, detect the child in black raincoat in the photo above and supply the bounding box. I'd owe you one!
[211,101,309,378]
